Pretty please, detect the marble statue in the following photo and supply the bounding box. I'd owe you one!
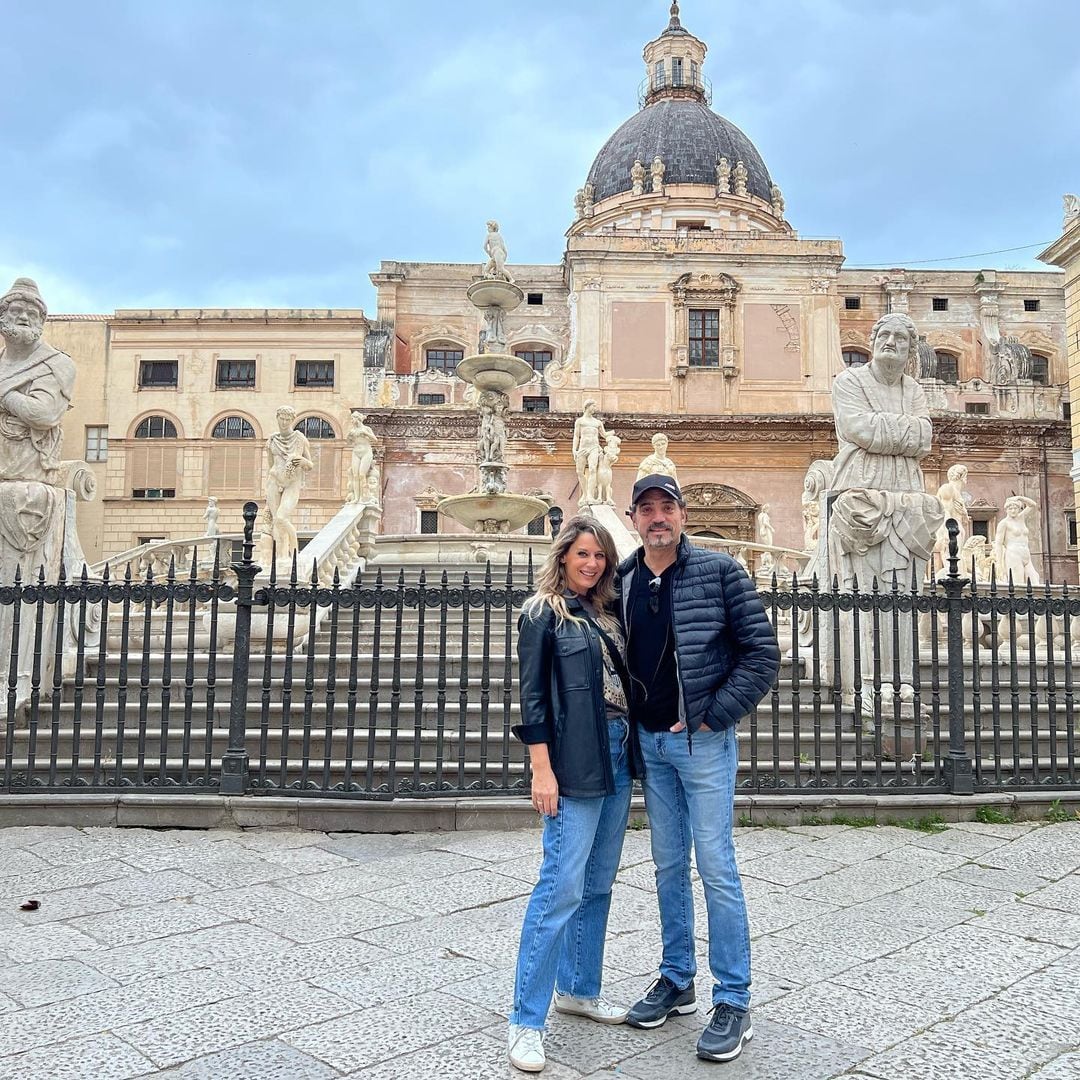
[650,156,665,194]
[828,311,944,698]
[1064,194,1080,232]
[933,464,970,572]
[631,159,646,196]
[572,400,609,506]
[715,157,730,195]
[733,160,749,197]
[477,390,509,465]
[994,495,1040,586]
[0,277,77,709]
[914,335,938,380]
[961,535,995,584]
[583,182,595,215]
[202,496,220,537]
[802,500,820,549]
[346,410,378,503]
[636,432,679,482]
[482,220,513,282]
[263,405,313,559]
[595,432,621,506]
[756,504,775,548]
[573,188,586,220]
[770,184,785,216]
[801,458,834,553]
[480,305,507,354]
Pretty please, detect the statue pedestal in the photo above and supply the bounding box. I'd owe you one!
[580,501,640,561]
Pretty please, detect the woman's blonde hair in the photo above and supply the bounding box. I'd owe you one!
[523,515,619,632]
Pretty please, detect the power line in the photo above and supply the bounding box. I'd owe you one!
[859,241,1054,269]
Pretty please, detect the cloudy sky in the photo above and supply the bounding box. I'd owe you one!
[3,0,1078,314]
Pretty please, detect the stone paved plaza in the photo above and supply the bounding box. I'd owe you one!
[0,816,1078,1079]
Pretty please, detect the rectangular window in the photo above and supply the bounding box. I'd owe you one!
[216,359,256,388]
[690,59,699,87]
[1067,511,1078,549]
[294,360,335,387]
[418,393,446,405]
[1031,355,1049,385]
[131,488,176,499]
[425,348,463,373]
[514,349,552,375]
[1064,401,1071,422]
[937,354,959,385]
[844,296,861,310]
[419,509,439,534]
[138,360,178,388]
[527,515,547,536]
[971,519,990,540]
[653,60,666,90]
[85,426,108,462]
[523,396,549,413]
[676,220,708,231]
[932,297,949,312]
[964,401,989,415]
[527,292,543,306]
[137,536,167,546]
[1024,298,1040,312]
[671,57,684,86]
[688,308,720,367]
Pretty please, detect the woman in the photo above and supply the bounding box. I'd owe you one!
[508,516,641,1073]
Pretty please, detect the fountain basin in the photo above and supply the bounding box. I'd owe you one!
[456,353,535,392]
[466,278,524,311]
[437,492,549,533]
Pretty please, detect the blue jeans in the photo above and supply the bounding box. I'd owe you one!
[639,724,751,1012]
[510,718,633,1030]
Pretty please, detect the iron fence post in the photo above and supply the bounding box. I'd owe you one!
[941,518,974,794]
[220,501,260,794]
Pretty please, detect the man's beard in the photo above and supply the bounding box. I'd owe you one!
[0,319,42,348]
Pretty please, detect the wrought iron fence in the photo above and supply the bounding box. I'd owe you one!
[2,504,1078,800]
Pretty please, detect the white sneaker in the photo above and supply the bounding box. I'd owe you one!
[508,1024,546,1073]
[553,992,629,1024]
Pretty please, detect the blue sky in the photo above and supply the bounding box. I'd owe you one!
[3,0,1078,314]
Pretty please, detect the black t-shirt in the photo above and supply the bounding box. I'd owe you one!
[626,560,680,732]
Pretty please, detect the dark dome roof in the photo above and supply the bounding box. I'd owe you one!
[586,98,773,204]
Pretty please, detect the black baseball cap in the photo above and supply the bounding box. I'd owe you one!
[629,473,685,510]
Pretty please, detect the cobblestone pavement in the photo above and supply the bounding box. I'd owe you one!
[0,817,1078,1079]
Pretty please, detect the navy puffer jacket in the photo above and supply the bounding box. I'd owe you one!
[617,537,780,733]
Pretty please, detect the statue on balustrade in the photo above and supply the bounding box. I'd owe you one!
[594,432,621,506]
[0,277,78,710]
[572,400,609,506]
[994,495,1040,586]
[346,411,378,504]
[933,464,970,573]
[635,432,679,483]
[202,496,220,537]
[264,405,313,560]
[827,312,944,700]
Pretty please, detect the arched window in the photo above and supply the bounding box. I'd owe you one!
[135,415,177,439]
[1031,353,1050,385]
[842,349,869,368]
[294,416,335,439]
[129,416,178,497]
[935,351,959,385]
[212,416,256,439]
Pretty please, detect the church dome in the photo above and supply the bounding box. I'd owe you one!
[585,98,774,204]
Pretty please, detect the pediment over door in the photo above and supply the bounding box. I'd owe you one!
[682,482,758,541]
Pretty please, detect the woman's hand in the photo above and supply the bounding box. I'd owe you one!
[530,763,559,818]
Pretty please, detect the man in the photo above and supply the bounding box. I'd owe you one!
[619,474,779,1063]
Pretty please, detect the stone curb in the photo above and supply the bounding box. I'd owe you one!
[0,789,1076,831]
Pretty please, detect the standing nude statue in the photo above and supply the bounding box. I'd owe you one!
[572,400,608,506]
[202,496,220,537]
[594,432,621,506]
[264,405,313,559]
[933,464,970,572]
[346,411,378,503]
[995,495,1040,586]
[483,220,513,282]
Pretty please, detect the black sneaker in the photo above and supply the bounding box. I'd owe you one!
[696,1003,753,1062]
[625,975,696,1029]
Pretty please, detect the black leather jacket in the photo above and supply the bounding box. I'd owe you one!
[513,595,643,798]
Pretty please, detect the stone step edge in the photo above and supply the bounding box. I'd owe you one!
[0,789,1076,832]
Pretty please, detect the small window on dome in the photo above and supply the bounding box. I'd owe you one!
[653,60,666,90]
[671,57,684,87]
[676,220,708,231]
[690,60,699,88]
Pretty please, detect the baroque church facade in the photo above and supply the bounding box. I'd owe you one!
[45,5,1077,580]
